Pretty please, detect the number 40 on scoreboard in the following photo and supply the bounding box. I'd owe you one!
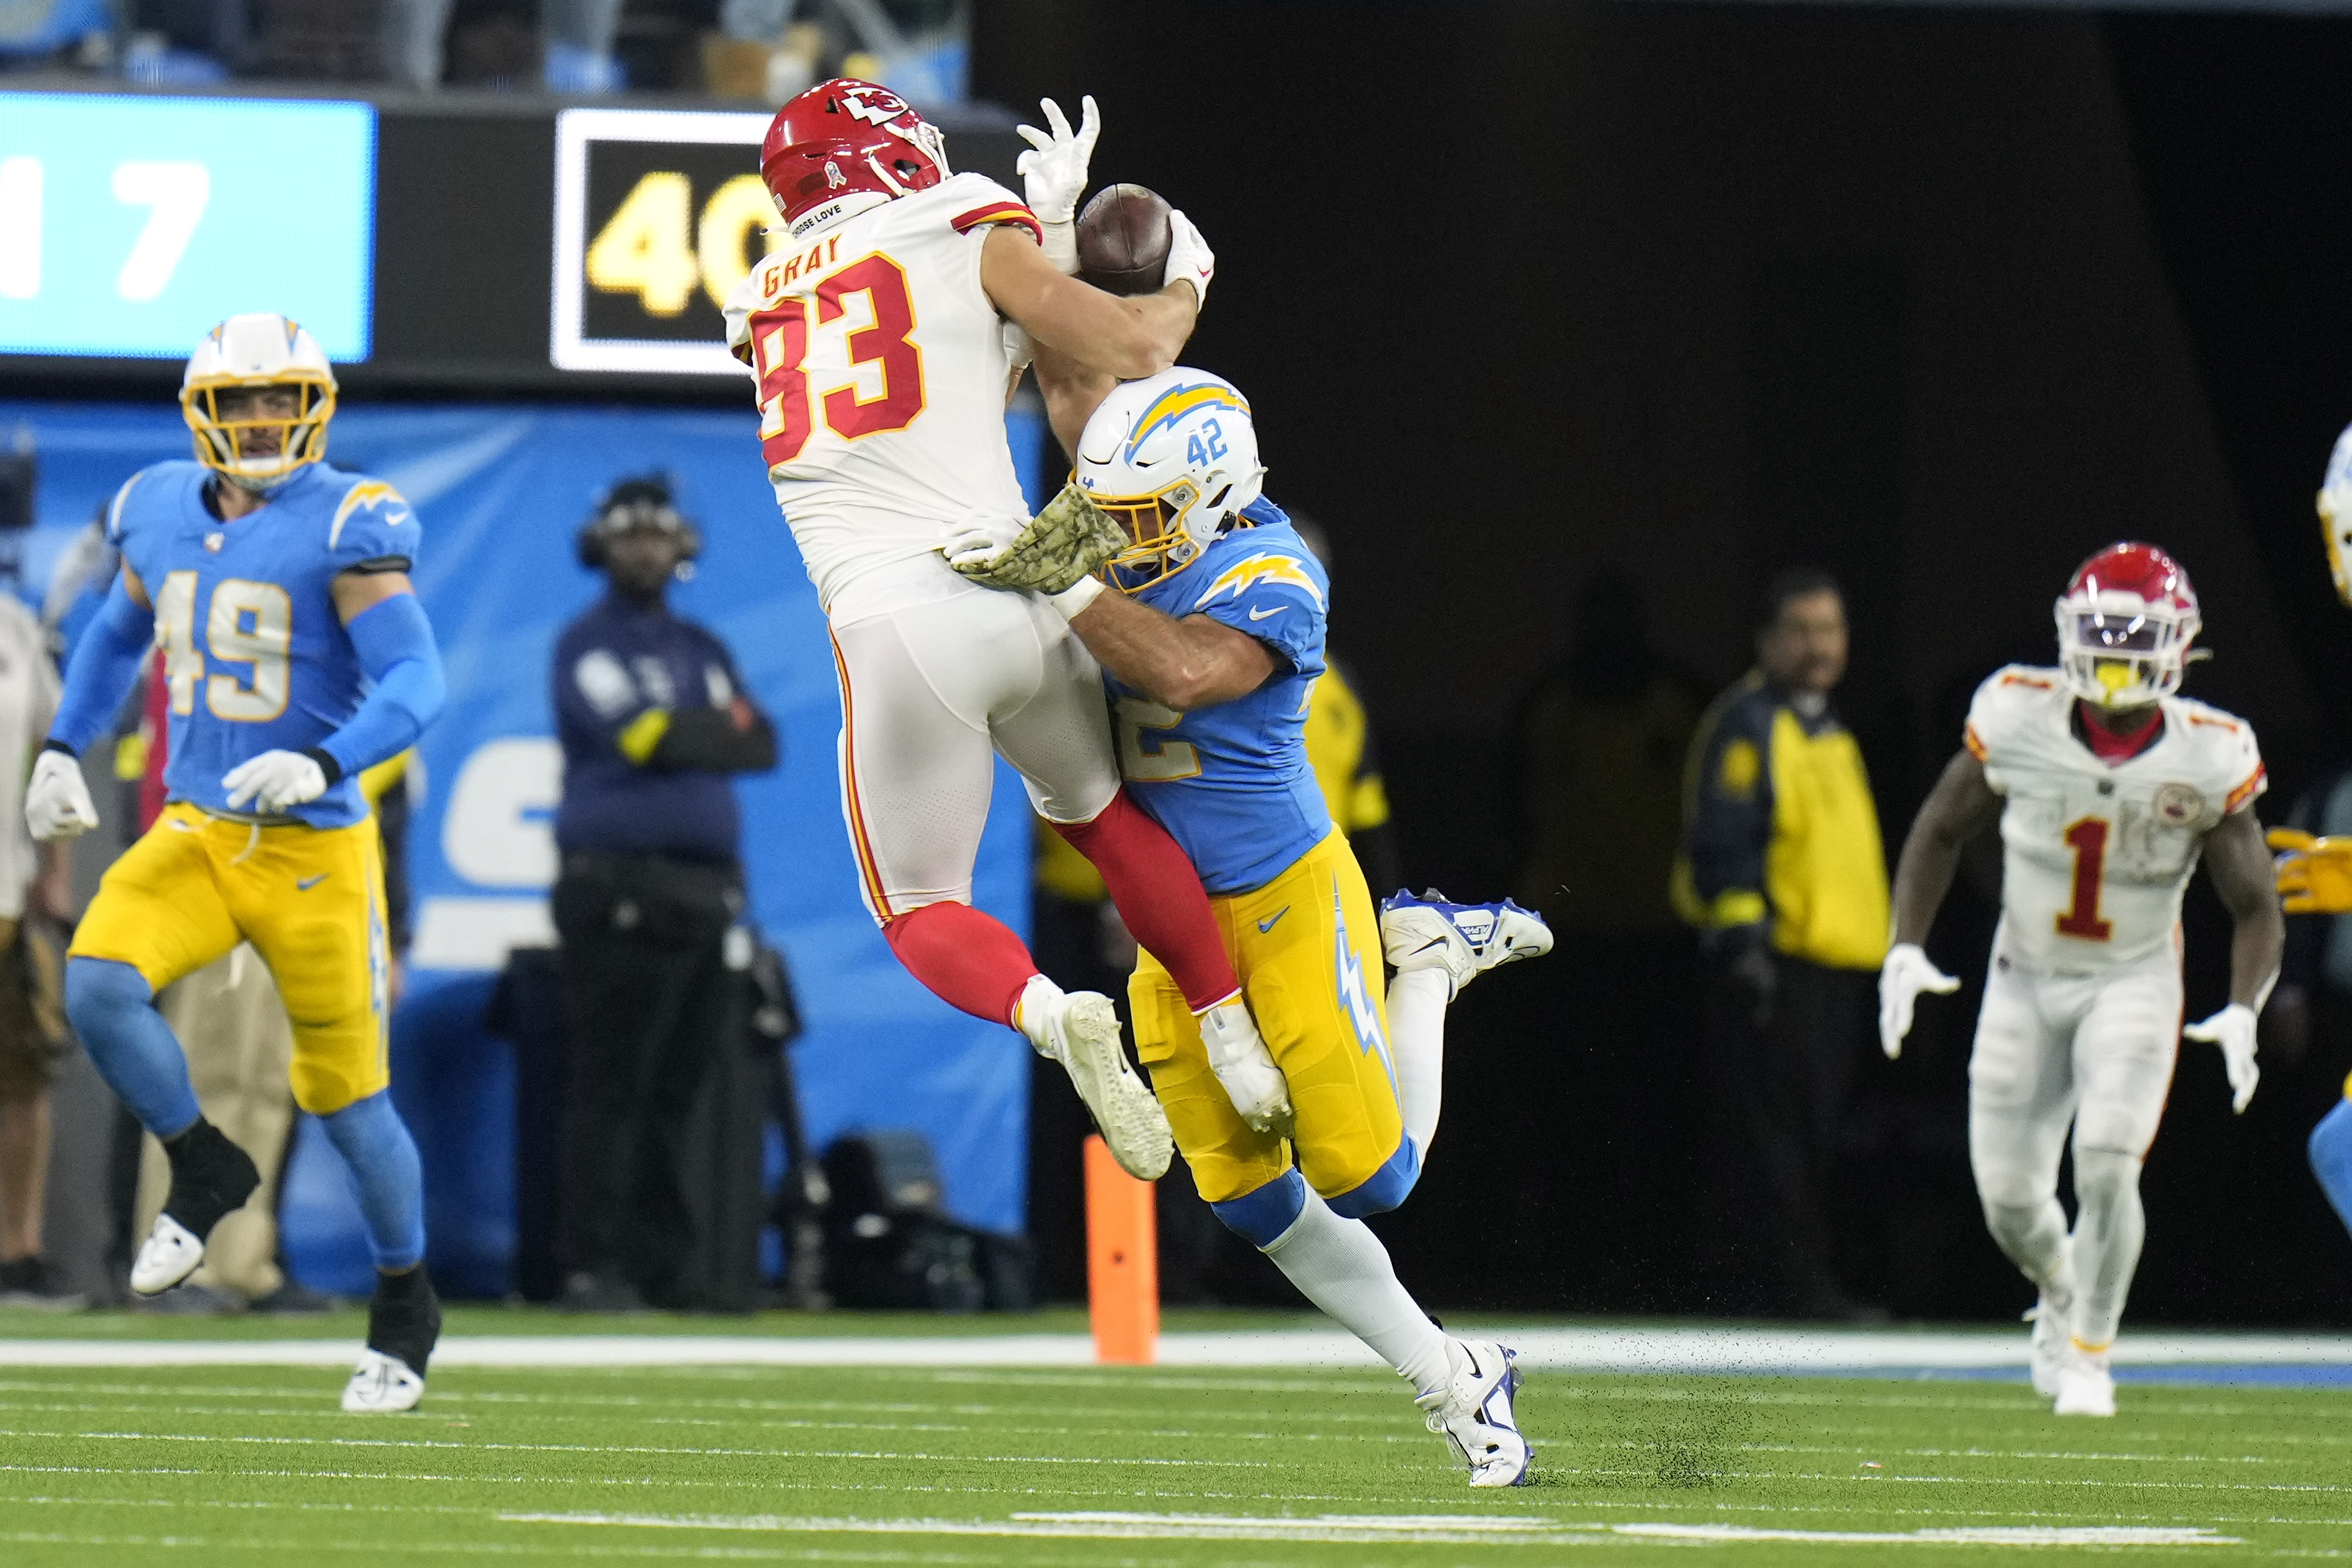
[550,108,781,377]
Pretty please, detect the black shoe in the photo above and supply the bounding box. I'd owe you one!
[367,1268,442,1376]
[249,1279,341,1315]
[0,1255,87,1311]
[555,1269,646,1314]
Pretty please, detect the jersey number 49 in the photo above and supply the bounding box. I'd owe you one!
[153,570,292,724]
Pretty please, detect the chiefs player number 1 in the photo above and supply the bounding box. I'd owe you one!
[2055,816,2114,942]
[751,252,927,466]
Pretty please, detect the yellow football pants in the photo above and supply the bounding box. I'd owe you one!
[72,803,390,1116]
[1129,830,1403,1205]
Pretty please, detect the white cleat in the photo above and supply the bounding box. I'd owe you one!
[129,1214,207,1297]
[1380,890,1553,997]
[1030,988,1173,1181]
[1200,1001,1291,1137]
[2052,1342,2116,1417]
[2026,1297,2069,1399]
[342,1348,426,1413]
[1416,1338,1533,1487]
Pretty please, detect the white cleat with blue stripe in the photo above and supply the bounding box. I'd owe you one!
[1417,1338,1533,1487]
[1379,890,1553,997]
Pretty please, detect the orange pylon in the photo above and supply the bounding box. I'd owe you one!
[1084,1134,1159,1365]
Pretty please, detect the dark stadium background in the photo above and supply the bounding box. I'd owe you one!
[975,3,2352,1325]
[12,1,2352,1324]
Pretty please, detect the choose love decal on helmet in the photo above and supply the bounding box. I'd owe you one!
[2054,541,2202,710]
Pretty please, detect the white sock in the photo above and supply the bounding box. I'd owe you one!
[1387,969,1448,1155]
[2068,1149,2146,1348]
[1262,1189,1450,1397]
[1983,1195,2077,1320]
[1012,974,1061,1054]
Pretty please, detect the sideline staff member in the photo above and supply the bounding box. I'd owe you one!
[552,477,776,1311]
[1674,568,1890,1318]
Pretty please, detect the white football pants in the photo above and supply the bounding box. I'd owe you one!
[828,583,1121,923]
[1967,934,2181,1348]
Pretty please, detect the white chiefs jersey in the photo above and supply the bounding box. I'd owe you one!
[722,173,1041,622]
[1966,665,2266,973]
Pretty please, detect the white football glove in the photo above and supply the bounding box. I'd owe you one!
[1878,941,1960,1060]
[222,750,329,814]
[1163,208,1214,308]
[1015,94,1099,275]
[2183,1002,2260,1113]
[940,510,1030,571]
[24,748,97,842]
[1201,1005,1292,1137]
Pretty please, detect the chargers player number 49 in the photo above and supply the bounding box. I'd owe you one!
[152,571,294,723]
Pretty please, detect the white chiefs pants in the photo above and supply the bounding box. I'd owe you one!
[827,580,1121,923]
[1967,931,2183,1209]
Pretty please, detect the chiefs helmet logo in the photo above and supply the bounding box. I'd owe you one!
[838,86,910,126]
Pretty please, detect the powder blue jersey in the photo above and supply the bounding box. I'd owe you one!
[105,460,420,828]
[1111,499,1332,895]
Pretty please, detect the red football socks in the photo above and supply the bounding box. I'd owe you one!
[1053,790,1241,1012]
[883,902,1039,1029]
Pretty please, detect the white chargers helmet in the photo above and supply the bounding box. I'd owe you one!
[181,313,338,491]
[2320,421,2352,607]
[1075,368,1264,593]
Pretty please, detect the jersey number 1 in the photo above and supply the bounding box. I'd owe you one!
[2055,816,2114,941]
[750,253,926,467]
[153,570,293,723]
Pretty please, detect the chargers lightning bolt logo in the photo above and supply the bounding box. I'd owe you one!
[1332,882,1399,1098]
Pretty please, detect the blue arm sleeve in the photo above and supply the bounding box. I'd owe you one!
[315,593,446,782]
[50,578,153,756]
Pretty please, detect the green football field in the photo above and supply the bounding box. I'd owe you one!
[1,1312,2348,1564]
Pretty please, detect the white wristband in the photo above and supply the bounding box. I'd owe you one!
[1050,575,1105,620]
[1040,218,1080,276]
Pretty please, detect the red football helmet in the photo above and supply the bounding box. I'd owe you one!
[760,79,949,228]
[2054,542,2202,709]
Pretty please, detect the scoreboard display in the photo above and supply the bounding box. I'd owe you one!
[0,89,1019,392]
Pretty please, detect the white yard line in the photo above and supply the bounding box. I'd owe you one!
[1,1325,2350,1371]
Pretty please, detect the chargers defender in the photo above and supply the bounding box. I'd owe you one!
[953,364,1551,1484]
[2266,431,2352,1240]
[25,315,446,1411]
[723,81,1275,1181]
[1880,544,2281,1417]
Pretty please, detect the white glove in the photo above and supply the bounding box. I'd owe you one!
[1015,94,1098,275]
[940,510,1029,571]
[1878,941,1959,1060]
[25,748,97,842]
[2184,1002,2260,1113]
[1163,208,1214,308]
[222,750,329,814]
[1201,1004,1292,1137]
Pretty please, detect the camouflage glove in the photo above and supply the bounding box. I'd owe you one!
[944,484,1126,596]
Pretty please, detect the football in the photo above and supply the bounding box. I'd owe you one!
[1076,184,1174,296]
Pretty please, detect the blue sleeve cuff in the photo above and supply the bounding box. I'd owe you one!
[320,593,445,779]
[50,578,153,756]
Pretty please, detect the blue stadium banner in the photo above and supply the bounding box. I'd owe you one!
[0,397,1051,1294]
[0,93,376,361]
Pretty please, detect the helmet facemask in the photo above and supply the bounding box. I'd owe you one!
[1098,479,1207,594]
[183,374,334,492]
[2055,596,2197,710]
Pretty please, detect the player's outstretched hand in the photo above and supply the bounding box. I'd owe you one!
[222,750,329,815]
[1878,941,1959,1060]
[2269,827,2352,914]
[1017,95,1099,274]
[945,486,1126,597]
[1163,210,1214,308]
[2184,1002,2260,1113]
[25,748,97,842]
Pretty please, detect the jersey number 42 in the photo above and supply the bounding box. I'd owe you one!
[749,253,927,467]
